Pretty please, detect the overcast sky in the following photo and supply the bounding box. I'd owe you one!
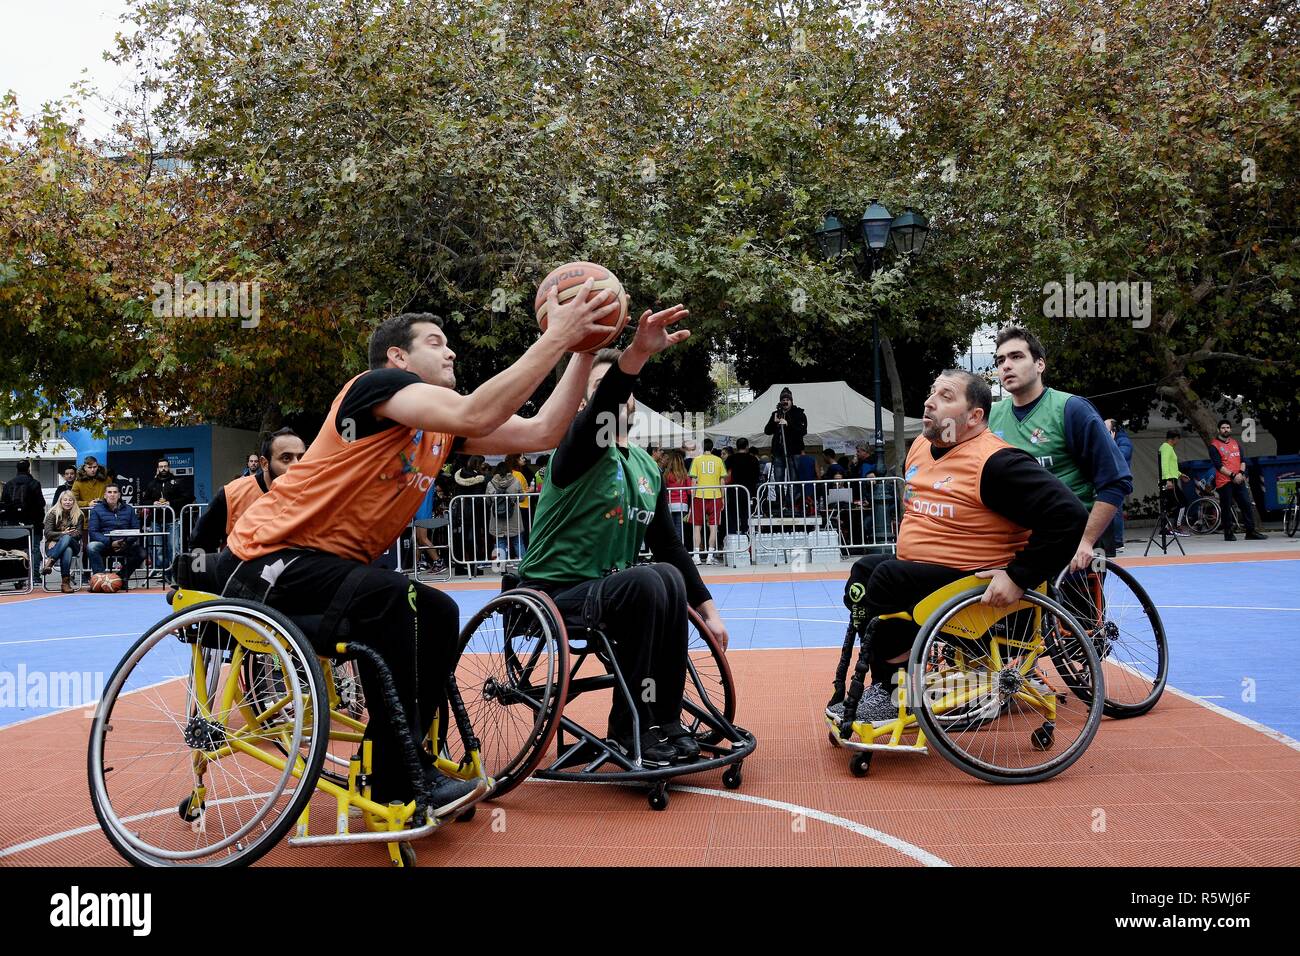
[0,0,140,140]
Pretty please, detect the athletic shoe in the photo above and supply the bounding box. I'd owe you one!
[607,730,675,768]
[656,722,701,761]
[1224,532,1237,541]
[691,554,702,566]
[425,773,482,820]
[826,684,897,723]
[1114,545,1125,554]
[1246,531,1269,540]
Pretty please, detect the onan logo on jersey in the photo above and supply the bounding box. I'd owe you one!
[637,475,652,494]
[910,497,956,519]
[931,475,954,492]
[1029,427,1045,445]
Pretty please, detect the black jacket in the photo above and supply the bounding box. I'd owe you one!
[764,405,808,457]
[142,474,192,510]
[1,474,46,527]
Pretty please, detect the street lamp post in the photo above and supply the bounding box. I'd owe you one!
[815,202,930,475]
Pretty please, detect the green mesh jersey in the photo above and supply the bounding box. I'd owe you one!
[517,443,662,583]
[988,387,1095,506]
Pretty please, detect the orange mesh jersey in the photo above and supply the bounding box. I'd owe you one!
[896,429,1031,570]
[228,374,453,563]
[223,475,265,536]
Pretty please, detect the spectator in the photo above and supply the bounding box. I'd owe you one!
[72,456,110,510]
[763,387,808,484]
[504,453,532,547]
[661,448,692,546]
[725,436,761,536]
[689,438,725,564]
[240,453,262,478]
[2,459,46,566]
[52,465,78,507]
[1106,419,1134,551]
[87,483,146,589]
[1158,430,1189,532]
[822,448,848,481]
[487,461,526,562]
[1209,419,1268,541]
[451,455,489,574]
[141,456,192,574]
[849,442,876,480]
[682,438,698,471]
[533,453,550,496]
[794,447,819,513]
[41,491,84,592]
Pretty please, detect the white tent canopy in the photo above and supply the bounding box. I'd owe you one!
[628,402,703,449]
[704,381,924,451]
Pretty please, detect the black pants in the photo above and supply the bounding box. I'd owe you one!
[843,553,972,689]
[1218,480,1257,534]
[216,548,460,801]
[526,563,688,740]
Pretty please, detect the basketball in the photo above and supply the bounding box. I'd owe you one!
[90,572,124,593]
[534,261,630,353]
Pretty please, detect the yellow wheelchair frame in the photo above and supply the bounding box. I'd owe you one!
[171,588,491,867]
[827,575,1072,778]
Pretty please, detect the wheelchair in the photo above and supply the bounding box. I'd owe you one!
[463,572,756,811]
[86,581,563,867]
[1049,561,1168,718]
[826,575,1105,784]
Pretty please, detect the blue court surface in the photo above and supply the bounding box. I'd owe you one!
[1,560,1296,741]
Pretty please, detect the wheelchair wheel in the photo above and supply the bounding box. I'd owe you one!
[1186,496,1220,535]
[907,588,1104,784]
[435,589,569,800]
[1052,563,1168,718]
[680,607,736,745]
[88,598,330,866]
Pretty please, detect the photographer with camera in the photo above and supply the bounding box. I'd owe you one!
[763,387,808,485]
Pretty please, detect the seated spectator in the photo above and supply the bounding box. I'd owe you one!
[822,448,847,481]
[72,456,110,510]
[42,491,84,592]
[52,465,78,508]
[850,442,877,480]
[87,483,146,590]
[487,462,526,562]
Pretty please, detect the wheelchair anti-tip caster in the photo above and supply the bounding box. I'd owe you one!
[648,784,669,811]
[850,752,873,777]
[177,795,202,822]
[388,842,418,868]
[1031,723,1055,751]
[722,764,743,790]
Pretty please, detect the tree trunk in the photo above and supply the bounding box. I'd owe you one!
[259,402,282,439]
[879,335,907,474]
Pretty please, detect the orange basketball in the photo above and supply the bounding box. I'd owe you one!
[534,261,630,353]
[90,572,124,593]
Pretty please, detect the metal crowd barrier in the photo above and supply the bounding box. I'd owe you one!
[179,502,208,556]
[447,491,539,575]
[675,484,752,567]
[129,504,177,587]
[0,525,36,594]
[750,477,903,565]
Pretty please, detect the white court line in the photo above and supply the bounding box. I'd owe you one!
[527,778,949,867]
[0,632,137,647]
[1161,682,1300,753]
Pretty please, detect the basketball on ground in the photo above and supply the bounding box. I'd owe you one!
[534,261,630,353]
[89,572,124,593]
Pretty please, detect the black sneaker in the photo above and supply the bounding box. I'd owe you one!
[1246,531,1269,541]
[657,723,701,762]
[1224,532,1238,541]
[425,773,481,819]
[607,730,675,768]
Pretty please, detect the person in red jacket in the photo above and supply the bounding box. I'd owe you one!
[1209,419,1267,541]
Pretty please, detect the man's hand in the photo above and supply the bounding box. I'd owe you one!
[1232,472,1246,485]
[623,304,690,366]
[1068,537,1100,573]
[975,569,1024,607]
[542,278,623,351]
[111,540,124,552]
[696,599,729,651]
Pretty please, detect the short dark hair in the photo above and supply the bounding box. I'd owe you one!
[994,325,1046,363]
[822,448,837,459]
[1166,429,1181,440]
[15,460,29,474]
[157,457,170,465]
[104,482,122,493]
[1217,419,1231,428]
[942,369,993,420]
[261,427,301,461]
[703,438,714,452]
[368,312,443,370]
[592,348,623,370]
[736,437,749,451]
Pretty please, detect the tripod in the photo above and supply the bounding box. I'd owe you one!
[1144,491,1186,556]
